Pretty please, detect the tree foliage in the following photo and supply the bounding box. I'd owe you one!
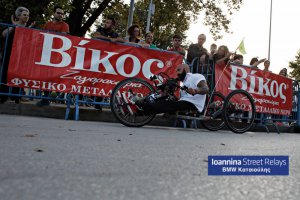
[289,50,300,81]
[0,0,70,26]
[103,0,243,49]
[0,0,115,36]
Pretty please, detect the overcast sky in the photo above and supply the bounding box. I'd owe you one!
[187,0,300,74]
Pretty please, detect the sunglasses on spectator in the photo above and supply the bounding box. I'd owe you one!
[56,12,64,15]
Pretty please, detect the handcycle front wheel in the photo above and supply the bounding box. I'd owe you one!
[110,78,156,127]
[222,90,256,134]
[200,92,226,131]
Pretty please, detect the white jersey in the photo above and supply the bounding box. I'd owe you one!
[180,73,206,112]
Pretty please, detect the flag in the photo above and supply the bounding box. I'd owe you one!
[237,39,247,54]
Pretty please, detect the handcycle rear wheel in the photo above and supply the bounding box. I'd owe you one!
[222,90,255,134]
[110,78,156,127]
[200,92,226,131]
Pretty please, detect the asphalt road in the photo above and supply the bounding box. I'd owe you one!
[0,114,300,200]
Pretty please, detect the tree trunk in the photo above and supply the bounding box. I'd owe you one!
[67,0,112,37]
[67,0,86,36]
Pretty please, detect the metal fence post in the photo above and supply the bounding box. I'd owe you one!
[297,90,300,126]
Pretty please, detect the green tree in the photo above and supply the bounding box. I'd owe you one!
[0,0,116,36]
[0,0,69,26]
[289,50,300,81]
[103,0,243,49]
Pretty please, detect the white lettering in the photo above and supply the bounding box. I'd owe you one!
[73,40,90,70]
[35,32,72,67]
[142,59,164,78]
[116,54,141,77]
[229,65,247,90]
[88,49,118,74]
[279,83,287,103]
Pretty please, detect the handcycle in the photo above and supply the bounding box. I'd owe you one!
[110,72,256,133]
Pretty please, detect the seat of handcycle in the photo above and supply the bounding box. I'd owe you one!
[176,109,210,121]
[174,110,209,129]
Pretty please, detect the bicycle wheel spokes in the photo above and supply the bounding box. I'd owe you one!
[110,78,156,127]
[201,92,225,131]
[223,90,255,134]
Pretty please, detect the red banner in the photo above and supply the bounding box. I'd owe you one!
[7,27,183,97]
[215,63,293,115]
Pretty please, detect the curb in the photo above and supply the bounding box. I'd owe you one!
[0,101,175,127]
[0,100,295,133]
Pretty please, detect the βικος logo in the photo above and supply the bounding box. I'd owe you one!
[208,156,289,176]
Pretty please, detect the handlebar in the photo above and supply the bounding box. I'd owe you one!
[180,85,195,96]
[150,73,195,96]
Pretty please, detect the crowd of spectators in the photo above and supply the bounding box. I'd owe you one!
[0,5,291,109]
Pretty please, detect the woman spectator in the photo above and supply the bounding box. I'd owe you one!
[144,32,157,49]
[212,45,231,65]
[1,7,33,104]
[279,68,288,77]
[125,24,148,48]
[2,7,33,37]
[125,24,142,43]
[263,60,272,72]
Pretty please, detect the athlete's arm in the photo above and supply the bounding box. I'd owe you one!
[187,80,209,95]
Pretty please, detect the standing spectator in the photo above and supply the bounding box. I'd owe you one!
[279,68,288,77]
[125,24,142,43]
[263,60,272,72]
[249,57,266,69]
[1,6,33,104]
[124,24,149,47]
[92,17,123,111]
[209,43,217,60]
[249,57,258,65]
[144,32,157,49]
[37,5,69,106]
[262,59,272,123]
[187,34,208,64]
[212,45,231,65]
[232,54,244,65]
[277,67,289,126]
[207,43,217,71]
[168,34,186,56]
[43,5,69,33]
[93,17,124,42]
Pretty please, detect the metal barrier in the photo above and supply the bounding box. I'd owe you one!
[175,57,299,132]
[0,23,110,120]
[189,57,215,91]
[1,22,299,131]
[73,95,110,120]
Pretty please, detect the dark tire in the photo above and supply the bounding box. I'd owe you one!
[110,78,156,127]
[222,90,255,134]
[201,92,226,131]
